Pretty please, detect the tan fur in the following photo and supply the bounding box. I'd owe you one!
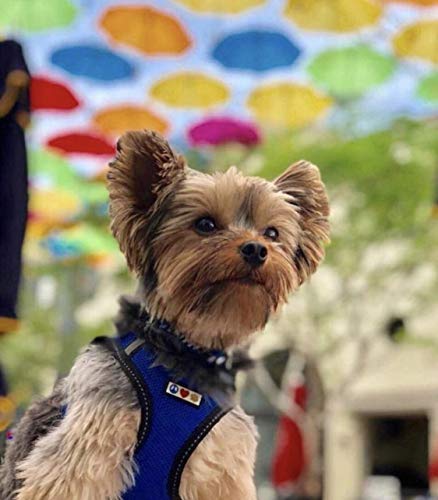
[180,407,258,500]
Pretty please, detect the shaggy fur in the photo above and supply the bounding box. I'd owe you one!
[1,130,329,500]
[0,383,65,499]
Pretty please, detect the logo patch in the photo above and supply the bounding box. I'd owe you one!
[166,382,202,406]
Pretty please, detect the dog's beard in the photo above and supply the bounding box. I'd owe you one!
[146,248,294,348]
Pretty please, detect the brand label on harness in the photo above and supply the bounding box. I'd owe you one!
[166,382,202,406]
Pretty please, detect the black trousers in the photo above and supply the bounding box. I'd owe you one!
[0,119,28,325]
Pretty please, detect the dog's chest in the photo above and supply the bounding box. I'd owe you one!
[98,333,235,500]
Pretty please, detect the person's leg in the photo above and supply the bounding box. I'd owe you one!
[0,121,28,333]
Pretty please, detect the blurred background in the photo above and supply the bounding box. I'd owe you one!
[0,1,437,499]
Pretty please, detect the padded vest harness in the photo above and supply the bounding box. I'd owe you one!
[93,332,233,500]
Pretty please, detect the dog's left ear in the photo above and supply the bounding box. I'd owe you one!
[274,160,330,284]
[107,130,186,272]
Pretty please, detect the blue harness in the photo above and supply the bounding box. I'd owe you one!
[94,332,232,500]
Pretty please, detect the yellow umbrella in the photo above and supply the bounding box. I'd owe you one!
[171,0,265,14]
[284,0,382,33]
[384,0,438,5]
[393,20,438,64]
[247,82,332,128]
[150,72,230,109]
[27,189,81,238]
[93,105,169,138]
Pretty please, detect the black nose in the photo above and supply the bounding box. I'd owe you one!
[239,241,268,267]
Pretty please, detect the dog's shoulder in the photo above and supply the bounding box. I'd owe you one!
[66,340,139,409]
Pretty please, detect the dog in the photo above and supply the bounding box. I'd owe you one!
[0,130,329,499]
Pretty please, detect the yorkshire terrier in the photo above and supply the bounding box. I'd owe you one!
[0,131,329,499]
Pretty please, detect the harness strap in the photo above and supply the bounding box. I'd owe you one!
[92,336,151,450]
[167,406,228,499]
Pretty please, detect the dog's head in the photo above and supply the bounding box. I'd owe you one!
[108,131,329,348]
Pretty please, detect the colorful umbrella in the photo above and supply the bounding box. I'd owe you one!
[247,82,332,128]
[308,45,396,98]
[417,72,438,102]
[188,117,261,146]
[44,223,119,262]
[171,0,265,14]
[28,188,82,238]
[0,0,76,32]
[384,0,438,5]
[100,5,191,56]
[212,30,300,72]
[93,105,169,138]
[46,131,115,157]
[393,20,438,64]
[284,0,382,33]
[150,72,230,109]
[29,149,108,205]
[31,75,80,111]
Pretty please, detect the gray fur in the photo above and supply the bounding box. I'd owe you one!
[0,383,65,499]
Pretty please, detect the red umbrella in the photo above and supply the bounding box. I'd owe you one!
[31,75,80,111]
[46,131,115,156]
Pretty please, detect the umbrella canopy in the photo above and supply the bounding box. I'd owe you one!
[188,117,261,146]
[212,30,301,72]
[384,0,438,5]
[417,72,438,102]
[30,149,108,205]
[172,0,265,14]
[150,72,230,109]
[393,20,438,64]
[100,5,191,56]
[284,0,382,33]
[44,224,119,262]
[46,131,115,157]
[247,82,332,128]
[31,75,80,111]
[308,45,396,99]
[28,188,82,237]
[0,0,76,32]
[93,105,169,138]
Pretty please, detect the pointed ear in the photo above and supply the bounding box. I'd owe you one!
[107,130,186,271]
[274,160,330,284]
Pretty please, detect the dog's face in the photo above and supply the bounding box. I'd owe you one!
[108,131,329,348]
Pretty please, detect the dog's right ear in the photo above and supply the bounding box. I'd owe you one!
[107,130,185,271]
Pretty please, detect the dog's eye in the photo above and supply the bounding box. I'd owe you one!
[263,227,279,241]
[195,217,217,235]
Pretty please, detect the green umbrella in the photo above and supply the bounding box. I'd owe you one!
[0,0,76,32]
[308,45,396,99]
[30,149,108,205]
[417,72,438,103]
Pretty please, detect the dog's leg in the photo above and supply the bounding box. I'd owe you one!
[0,381,65,499]
[180,406,258,500]
[15,345,140,500]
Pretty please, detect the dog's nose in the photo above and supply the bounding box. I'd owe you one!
[239,241,268,267]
